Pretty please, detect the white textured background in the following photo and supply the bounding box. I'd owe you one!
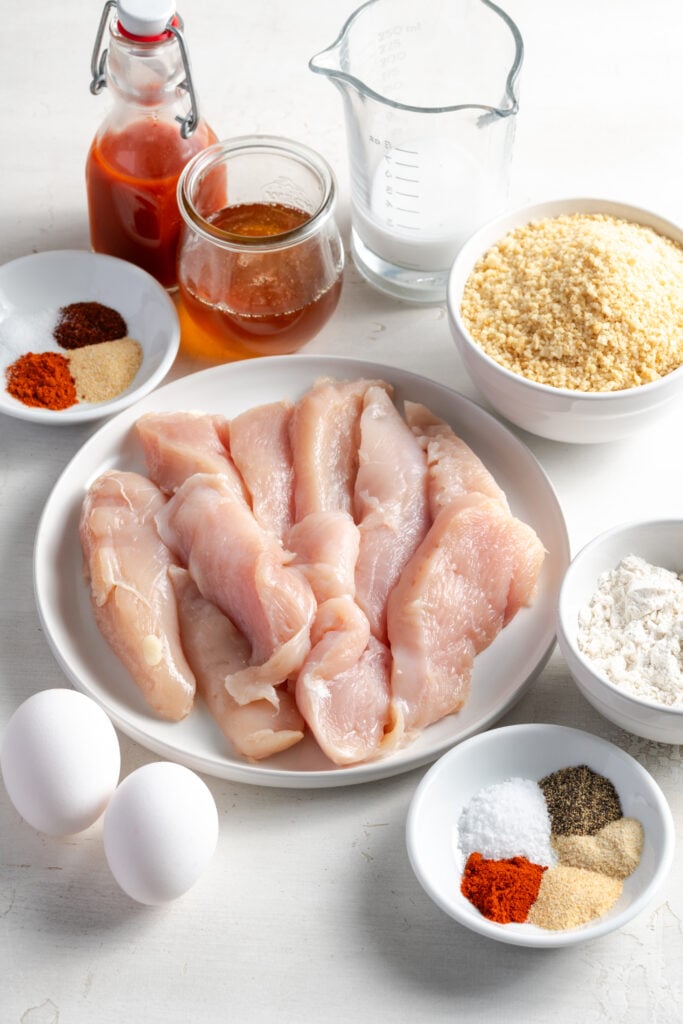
[1,2,682,1022]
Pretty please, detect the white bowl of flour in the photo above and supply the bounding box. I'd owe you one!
[557,519,683,744]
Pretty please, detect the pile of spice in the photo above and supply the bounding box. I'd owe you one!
[2,300,142,411]
[53,301,127,349]
[577,554,683,708]
[457,765,644,931]
[460,212,683,391]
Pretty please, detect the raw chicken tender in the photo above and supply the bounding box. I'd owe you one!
[404,401,509,514]
[387,494,545,733]
[155,473,316,707]
[354,386,430,642]
[229,400,295,540]
[290,377,390,519]
[296,596,392,766]
[287,510,360,602]
[170,568,304,759]
[136,411,247,499]
[79,471,196,721]
[81,379,547,768]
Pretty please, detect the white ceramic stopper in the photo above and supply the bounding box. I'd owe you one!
[117,0,176,37]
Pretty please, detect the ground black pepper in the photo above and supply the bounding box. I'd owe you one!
[54,301,127,350]
[539,764,622,836]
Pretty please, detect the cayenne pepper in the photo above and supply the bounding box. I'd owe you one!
[54,301,128,350]
[6,351,77,410]
[461,852,546,924]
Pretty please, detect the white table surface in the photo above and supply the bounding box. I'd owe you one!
[2,2,683,1021]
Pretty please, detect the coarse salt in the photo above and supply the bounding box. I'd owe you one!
[457,776,556,867]
[577,554,683,707]
[0,308,60,362]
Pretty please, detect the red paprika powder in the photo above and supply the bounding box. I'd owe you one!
[461,852,546,924]
[6,352,77,410]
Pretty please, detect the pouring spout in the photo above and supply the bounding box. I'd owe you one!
[309,45,342,78]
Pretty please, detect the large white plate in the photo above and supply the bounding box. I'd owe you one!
[33,355,570,788]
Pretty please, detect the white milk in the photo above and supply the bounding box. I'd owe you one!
[352,136,499,272]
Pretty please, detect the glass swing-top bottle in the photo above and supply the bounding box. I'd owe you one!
[86,0,217,288]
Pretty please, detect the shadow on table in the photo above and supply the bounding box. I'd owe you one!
[353,787,576,1003]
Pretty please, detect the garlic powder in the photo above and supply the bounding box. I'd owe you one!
[577,554,683,706]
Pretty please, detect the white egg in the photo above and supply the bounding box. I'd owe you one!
[0,688,121,836]
[103,761,219,905]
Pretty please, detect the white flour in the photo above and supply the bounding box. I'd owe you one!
[577,554,683,707]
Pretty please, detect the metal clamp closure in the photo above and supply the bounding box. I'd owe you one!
[88,1,200,138]
[89,0,117,95]
[167,22,200,139]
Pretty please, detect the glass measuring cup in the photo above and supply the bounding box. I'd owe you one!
[310,0,523,304]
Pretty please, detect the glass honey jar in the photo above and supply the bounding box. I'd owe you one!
[176,136,344,359]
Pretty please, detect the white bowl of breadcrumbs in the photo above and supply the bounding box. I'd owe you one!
[448,198,683,443]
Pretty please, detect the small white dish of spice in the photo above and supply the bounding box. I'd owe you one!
[406,723,674,947]
[0,249,180,424]
[558,518,683,744]
[447,198,683,443]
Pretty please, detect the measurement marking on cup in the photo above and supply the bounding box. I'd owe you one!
[395,161,419,169]
[396,176,419,183]
[394,147,418,154]
[396,191,419,198]
[396,223,420,230]
[397,207,419,214]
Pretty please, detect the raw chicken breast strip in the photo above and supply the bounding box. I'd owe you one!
[155,473,316,707]
[170,568,304,759]
[79,471,196,722]
[404,401,509,515]
[136,410,248,499]
[296,596,391,766]
[354,386,430,642]
[229,400,295,541]
[289,377,390,520]
[288,378,402,762]
[386,494,545,734]
[286,511,360,603]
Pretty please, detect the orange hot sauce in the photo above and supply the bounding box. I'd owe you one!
[86,119,217,289]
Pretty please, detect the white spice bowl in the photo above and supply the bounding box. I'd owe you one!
[557,518,683,744]
[446,198,683,444]
[406,724,675,948]
[0,249,180,424]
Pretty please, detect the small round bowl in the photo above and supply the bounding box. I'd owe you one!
[406,723,674,948]
[447,198,683,443]
[0,249,180,424]
[557,519,683,744]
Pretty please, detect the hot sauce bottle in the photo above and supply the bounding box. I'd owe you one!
[86,0,216,288]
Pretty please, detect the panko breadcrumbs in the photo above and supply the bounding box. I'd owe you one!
[460,213,683,391]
